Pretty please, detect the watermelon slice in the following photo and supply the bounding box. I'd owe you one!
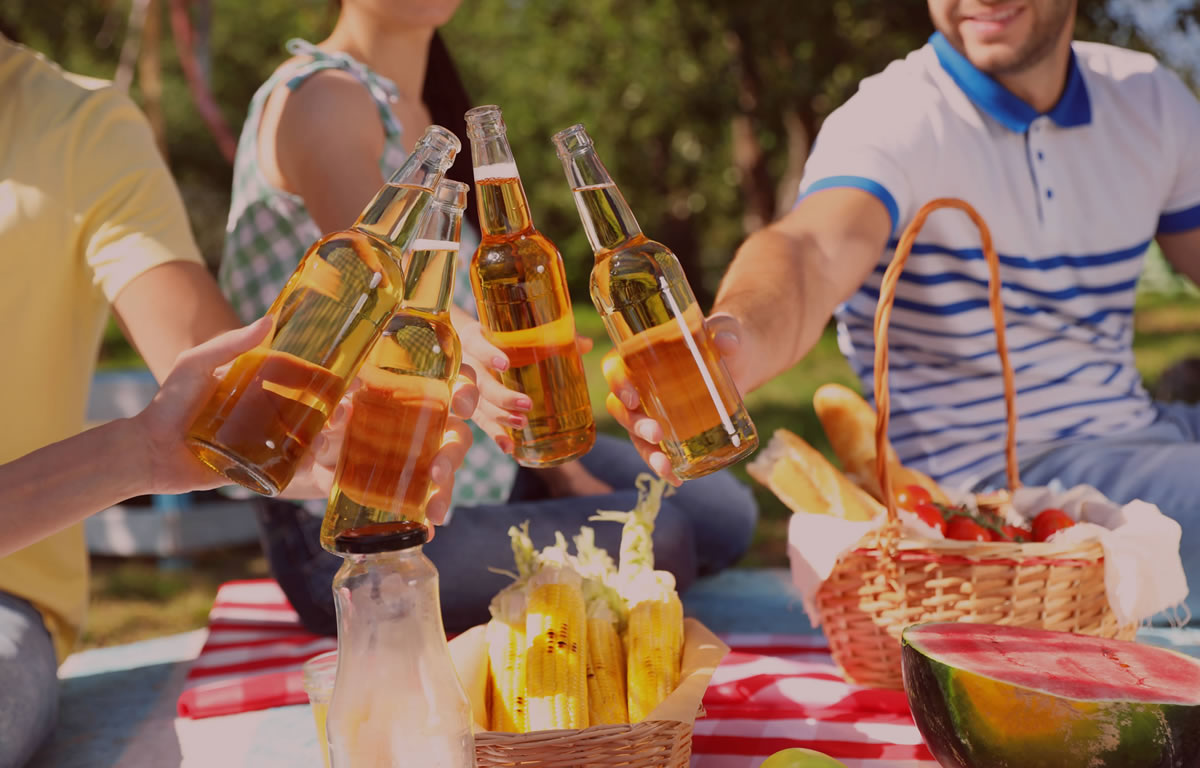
[901,623,1200,768]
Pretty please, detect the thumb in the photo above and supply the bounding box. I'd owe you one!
[705,312,743,358]
[173,315,273,378]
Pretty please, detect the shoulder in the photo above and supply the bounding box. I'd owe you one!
[1073,41,1196,115]
[1,40,145,135]
[272,58,383,129]
[816,46,946,154]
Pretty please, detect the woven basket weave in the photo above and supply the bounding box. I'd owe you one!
[475,719,691,767]
[817,197,1137,691]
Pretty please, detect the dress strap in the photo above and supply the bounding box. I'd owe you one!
[280,38,403,137]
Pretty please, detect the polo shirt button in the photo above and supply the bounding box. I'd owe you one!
[1037,151,1045,161]
[1046,188,1054,199]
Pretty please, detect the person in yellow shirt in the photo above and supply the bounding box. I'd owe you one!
[0,33,476,765]
[0,316,479,560]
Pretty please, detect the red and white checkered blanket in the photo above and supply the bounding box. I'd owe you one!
[177,580,936,767]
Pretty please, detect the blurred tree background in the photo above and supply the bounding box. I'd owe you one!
[2,0,1193,304]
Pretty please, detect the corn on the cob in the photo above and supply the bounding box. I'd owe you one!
[625,572,684,721]
[584,600,628,726]
[592,478,685,722]
[485,587,528,732]
[524,546,589,730]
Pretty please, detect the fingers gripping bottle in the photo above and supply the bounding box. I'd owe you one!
[326,523,475,768]
[186,126,461,496]
[321,180,468,551]
[552,124,758,480]
[465,105,595,467]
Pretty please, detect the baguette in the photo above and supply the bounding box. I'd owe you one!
[812,383,950,506]
[747,429,883,522]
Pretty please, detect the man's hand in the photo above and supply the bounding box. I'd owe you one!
[600,314,745,487]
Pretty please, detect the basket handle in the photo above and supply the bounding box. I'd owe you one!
[873,198,1020,529]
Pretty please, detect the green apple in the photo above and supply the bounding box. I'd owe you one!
[758,747,849,768]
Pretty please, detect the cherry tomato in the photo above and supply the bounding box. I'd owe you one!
[1000,525,1034,543]
[946,516,992,542]
[911,502,948,535]
[1032,508,1075,542]
[896,484,933,512]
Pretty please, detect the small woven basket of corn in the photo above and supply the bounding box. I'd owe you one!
[447,477,730,767]
[813,197,1137,690]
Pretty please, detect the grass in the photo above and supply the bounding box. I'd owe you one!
[82,295,1199,649]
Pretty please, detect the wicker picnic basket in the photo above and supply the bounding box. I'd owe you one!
[815,197,1137,690]
[475,720,692,767]
[452,617,726,768]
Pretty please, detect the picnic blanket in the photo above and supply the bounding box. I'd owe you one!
[176,579,936,766]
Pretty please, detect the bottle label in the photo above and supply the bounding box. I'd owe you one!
[473,161,520,182]
[410,239,461,252]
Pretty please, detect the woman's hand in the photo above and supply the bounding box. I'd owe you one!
[423,364,480,527]
[136,316,276,496]
[454,311,594,454]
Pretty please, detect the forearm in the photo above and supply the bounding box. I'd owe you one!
[1157,230,1200,286]
[713,227,843,392]
[0,419,150,557]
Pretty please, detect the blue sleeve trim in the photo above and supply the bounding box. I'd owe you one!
[801,176,899,238]
[1158,202,1200,234]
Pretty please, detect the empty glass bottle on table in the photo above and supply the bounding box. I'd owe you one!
[185,125,461,496]
[326,522,474,768]
[552,124,758,480]
[321,179,469,552]
[465,104,595,468]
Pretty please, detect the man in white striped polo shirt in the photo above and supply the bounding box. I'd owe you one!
[607,0,1200,612]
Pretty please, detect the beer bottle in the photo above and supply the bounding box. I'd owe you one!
[465,105,595,468]
[186,125,461,496]
[552,124,758,480]
[321,179,468,552]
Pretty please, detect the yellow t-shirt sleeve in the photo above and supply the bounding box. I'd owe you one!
[69,86,205,300]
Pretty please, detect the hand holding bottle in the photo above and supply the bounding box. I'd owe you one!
[453,306,594,454]
[600,313,745,486]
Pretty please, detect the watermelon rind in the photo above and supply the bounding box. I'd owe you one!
[901,623,1200,768]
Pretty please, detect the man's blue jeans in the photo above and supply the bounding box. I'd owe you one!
[979,400,1200,622]
[256,434,760,635]
[0,592,58,768]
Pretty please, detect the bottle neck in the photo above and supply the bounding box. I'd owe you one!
[403,204,463,315]
[560,147,643,256]
[470,132,534,237]
[353,142,449,248]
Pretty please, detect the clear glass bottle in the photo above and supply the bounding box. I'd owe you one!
[465,104,595,468]
[326,522,475,768]
[321,179,468,552]
[186,126,461,496]
[552,124,758,480]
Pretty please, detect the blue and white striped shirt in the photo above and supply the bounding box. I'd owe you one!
[799,33,1200,490]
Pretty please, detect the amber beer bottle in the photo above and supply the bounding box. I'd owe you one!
[320,180,468,552]
[552,124,758,480]
[186,126,461,496]
[465,105,595,467]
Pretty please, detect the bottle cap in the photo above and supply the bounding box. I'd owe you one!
[334,520,429,554]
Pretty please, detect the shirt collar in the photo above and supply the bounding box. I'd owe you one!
[930,31,1091,132]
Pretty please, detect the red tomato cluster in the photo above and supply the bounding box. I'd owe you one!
[895,485,1075,543]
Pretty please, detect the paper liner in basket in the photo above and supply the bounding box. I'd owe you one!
[447,618,729,733]
[785,483,1188,628]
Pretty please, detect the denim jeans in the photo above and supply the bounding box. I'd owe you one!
[256,434,759,634]
[0,592,58,768]
[978,400,1200,622]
